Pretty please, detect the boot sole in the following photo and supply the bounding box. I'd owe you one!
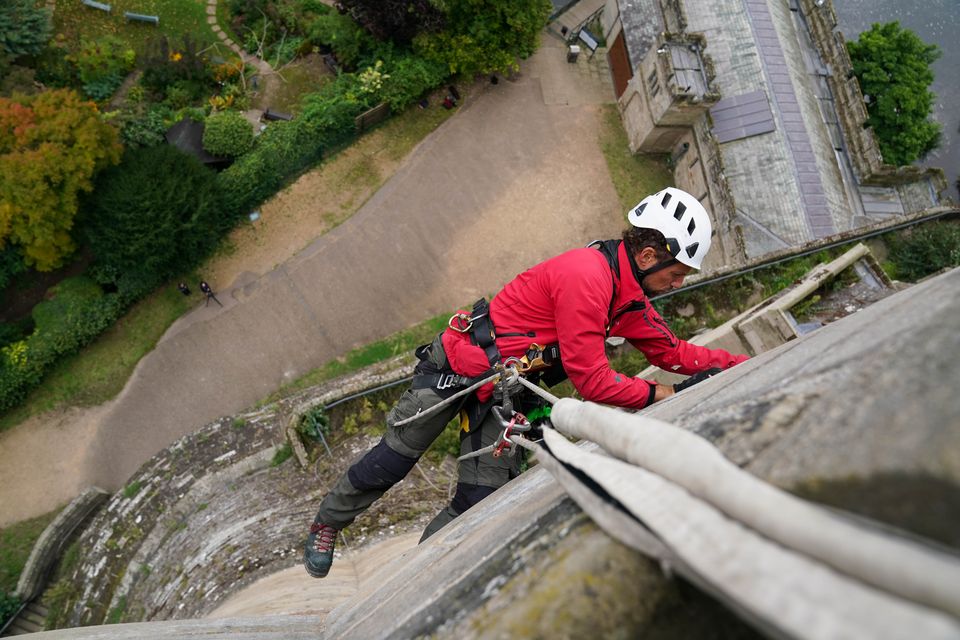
[304,562,331,578]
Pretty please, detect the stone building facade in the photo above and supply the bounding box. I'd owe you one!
[591,0,946,267]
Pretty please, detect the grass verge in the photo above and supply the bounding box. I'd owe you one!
[0,508,61,595]
[0,285,193,431]
[259,311,454,405]
[598,104,674,210]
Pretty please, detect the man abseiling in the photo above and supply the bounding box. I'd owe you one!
[303,187,748,578]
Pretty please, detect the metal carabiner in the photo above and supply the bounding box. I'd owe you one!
[448,312,473,333]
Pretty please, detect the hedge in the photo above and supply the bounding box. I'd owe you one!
[0,277,121,411]
[218,73,373,218]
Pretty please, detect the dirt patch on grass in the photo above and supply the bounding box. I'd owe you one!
[252,53,332,114]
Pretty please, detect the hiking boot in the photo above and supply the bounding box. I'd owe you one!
[303,521,339,578]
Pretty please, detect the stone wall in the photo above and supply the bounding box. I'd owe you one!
[52,355,454,628]
[15,488,109,601]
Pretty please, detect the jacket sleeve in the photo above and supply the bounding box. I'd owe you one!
[552,262,658,410]
[626,304,749,375]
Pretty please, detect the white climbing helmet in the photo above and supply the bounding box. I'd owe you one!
[627,187,712,270]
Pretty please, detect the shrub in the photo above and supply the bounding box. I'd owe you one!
[0,591,20,628]
[30,277,119,354]
[308,12,374,69]
[117,106,171,149]
[70,37,135,102]
[82,146,229,296]
[218,74,368,216]
[378,54,447,111]
[0,277,121,411]
[0,321,30,350]
[141,36,213,102]
[884,221,960,281]
[202,110,254,158]
[0,245,27,291]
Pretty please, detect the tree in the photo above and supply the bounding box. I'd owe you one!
[202,110,254,158]
[0,89,122,271]
[413,0,552,77]
[82,145,228,294]
[336,0,445,44]
[0,0,52,59]
[848,21,941,166]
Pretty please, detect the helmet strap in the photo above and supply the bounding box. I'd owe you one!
[626,248,678,296]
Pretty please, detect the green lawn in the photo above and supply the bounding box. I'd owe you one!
[54,0,217,53]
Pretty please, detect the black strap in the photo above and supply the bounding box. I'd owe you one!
[589,239,622,337]
[468,298,502,368]
[411,372,474,392]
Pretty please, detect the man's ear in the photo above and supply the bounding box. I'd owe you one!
[634,246,659,269]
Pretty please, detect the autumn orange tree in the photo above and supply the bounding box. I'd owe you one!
[0,89,122,271]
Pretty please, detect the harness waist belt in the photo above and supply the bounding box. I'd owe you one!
[411,372,475,392]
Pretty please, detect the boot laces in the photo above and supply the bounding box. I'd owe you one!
[310,522,338,553]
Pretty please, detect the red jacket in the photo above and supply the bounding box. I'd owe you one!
[443,241,748,409]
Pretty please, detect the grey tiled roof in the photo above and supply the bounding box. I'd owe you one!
[617,0,664,70]
[710,90,776,143]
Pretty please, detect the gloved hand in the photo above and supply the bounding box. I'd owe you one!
[673,367,723,393]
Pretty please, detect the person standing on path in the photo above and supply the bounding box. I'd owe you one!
[302,188,750,579]
[199,280,222,307]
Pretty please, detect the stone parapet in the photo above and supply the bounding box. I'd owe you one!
[51,354,447,629]
[15,488,110,601]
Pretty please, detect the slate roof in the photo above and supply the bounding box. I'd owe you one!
[617,0,855,253]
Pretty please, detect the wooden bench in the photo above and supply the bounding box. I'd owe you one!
[81,0,112,12]
[124,11,159,25]
[262,108,293,122]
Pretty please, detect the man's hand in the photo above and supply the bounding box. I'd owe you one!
[653,383,675,402]
[673,367,724,393]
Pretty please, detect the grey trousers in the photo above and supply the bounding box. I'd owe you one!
[314,334,521,539]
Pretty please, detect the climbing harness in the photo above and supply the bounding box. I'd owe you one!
[392,370,500,427]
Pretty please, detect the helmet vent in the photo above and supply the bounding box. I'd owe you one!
[685,242,699,258]
[687,217,696,234]
[661,192,672,207]
[636,202,647,216]
[674,202,687,221]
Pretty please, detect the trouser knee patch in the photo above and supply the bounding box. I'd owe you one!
[348,439,419,491]
[450,483,497,515]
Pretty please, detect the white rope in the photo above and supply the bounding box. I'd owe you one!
[515,376,560,404]
[550,397,960,619]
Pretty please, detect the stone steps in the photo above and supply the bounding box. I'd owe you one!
[2,601,48,636]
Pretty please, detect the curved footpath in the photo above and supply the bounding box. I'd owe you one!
[0,35,618,525]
